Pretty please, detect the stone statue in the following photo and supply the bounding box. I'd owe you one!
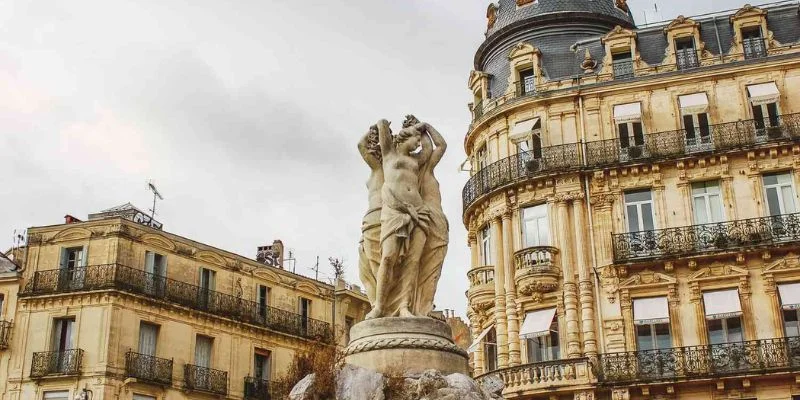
[357,115,449,319]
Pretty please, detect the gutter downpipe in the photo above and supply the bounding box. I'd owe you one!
[713,16,724,63]
[578,93,606,356]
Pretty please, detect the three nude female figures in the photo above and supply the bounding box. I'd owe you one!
[357,116,449,319]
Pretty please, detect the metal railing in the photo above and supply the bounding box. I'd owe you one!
[462,143,582,209]
[473,99,484,120]
[185,364,228,395]
[244,376,273,400]
[31,349,83,377]
[676,49,700,70]
[597,336,800,385]
[515,79,536,97]
[0,321,11,349]
[613,212,800,263]
[22,264,333,343]
[125,350,173,386]
[613,60,634,80]
[477,357,590,389]
[743,37,767,59]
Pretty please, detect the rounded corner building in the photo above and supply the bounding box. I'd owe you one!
[463,0,800,399]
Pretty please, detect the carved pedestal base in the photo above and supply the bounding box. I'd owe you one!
[345,317,469,375]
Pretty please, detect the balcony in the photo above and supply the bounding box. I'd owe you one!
[613,60,634,80]
[462,144,582,210]
[477,357,593,395]
[613,212,800,263]
[743,37,767,59]
[597,337,800,385]
[514,246,559,295]
[676,49,700,70]
[125,350,173,386]
[585,112,800,169]
[31,349,83,377]
[467,266,495,305]
[185,364,228,395]
[244,376,273,400]
[22,264,333,343]
[515,77,536,98]
[473,99,484,120]
[0,320,11,349]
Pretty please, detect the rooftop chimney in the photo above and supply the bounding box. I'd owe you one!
[64,215,82,224]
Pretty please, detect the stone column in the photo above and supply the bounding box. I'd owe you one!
[492,215,509,368]
[574,197,597,357]
[558,200,581,358]
[503,209,521,366]
[469,232,479,268]
[469,314,484,376]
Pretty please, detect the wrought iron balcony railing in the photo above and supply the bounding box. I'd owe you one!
[0,320,11,349]
[613,212,800,263]
[473,99,484,120]
[584,112,800,169]
[462,143,582,209]
[477,357,592,392]
[185,364,228,395]
[743,37,767,59]
[676,49,700,70]
[597,336,800,385]
[31,349,83,377]
[244,376,273,400]
[613,60,634,80]
[125,350,173,386]
[22,264,333,343]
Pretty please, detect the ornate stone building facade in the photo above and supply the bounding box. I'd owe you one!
[2,210,368,400]
[464,1,800,399]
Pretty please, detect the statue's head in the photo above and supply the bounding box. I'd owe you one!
[402,115,420,129]
[394,126,421,154]
[366,125,382,163]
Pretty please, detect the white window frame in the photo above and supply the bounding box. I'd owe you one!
[526,319,560,363]
[624,190,656,233]
[692,181,725,224]
[763,172,797,216]
[480,225,492,266]
[521,204,549,248]
[476,146,488,171]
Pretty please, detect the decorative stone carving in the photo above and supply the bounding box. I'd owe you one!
[486,3,498,31]
[581,49,597,73]
[615,0,629,13]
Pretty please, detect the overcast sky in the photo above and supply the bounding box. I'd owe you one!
[0,0,752,317]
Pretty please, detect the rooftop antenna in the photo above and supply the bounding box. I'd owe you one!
[310,255,320,281]
[284,249,297,272]
[146,180,164,223]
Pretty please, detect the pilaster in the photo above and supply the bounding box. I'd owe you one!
[492,215,509,368]
[503,208,521,366]
[574,197,597,357]
[557,200,581,358]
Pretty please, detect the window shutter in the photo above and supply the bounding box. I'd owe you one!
[64,320,74,350]
[698,113,710,137]
[145,252,156,275]
[80,246,88,267]
[59,248,68,270]
[532,134,542,159]
[767,102,779,126]
[632,122,644,146]
[683,115,696,139]
[618,124,630,148]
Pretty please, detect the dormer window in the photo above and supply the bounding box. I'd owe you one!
[742,27,766,59]
[675,37,698,70]
[518,68,535,96]
[612,51,634,80]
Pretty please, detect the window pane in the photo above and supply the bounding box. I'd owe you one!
[708,319,724,345]
[781,185,796,214]
[517,141,529,153]
[627,204,640,232]
[641,203,655,231]
[655,323,672,349]
[527,337,543,363]
[636,324,653,350]
[625,190,652,203]
[683,114,696,138]
[693,196,709,224]
[726,317,743,343]
[784,310,799,338]
[537,217,549,245]
[766,187,782,216]
[709,194,724,223]
[618,124,630,148]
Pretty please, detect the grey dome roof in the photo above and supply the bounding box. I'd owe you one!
[487,0,635,36]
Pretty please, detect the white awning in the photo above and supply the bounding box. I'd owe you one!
[779,283,800,310]
[747,82,780,106]
[679,93,709,114]
[633,296,670,324]
[613,102,642,123]
[468,325,494,353]
[703,289,742,320]
[509,118,540,142]
[519,308,556,339]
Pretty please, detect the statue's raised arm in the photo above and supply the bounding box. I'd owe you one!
[422,123,447,168]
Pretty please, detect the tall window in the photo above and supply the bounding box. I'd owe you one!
[703,289,743,344]
[257,285,269,319]
[614,103,645,160]
[520,308,559,362]
[521,204,549,248]
[0,294,4,319]
[612,51,634,80]
[198,268,216,308]
[43,392,70,400]
[742,26,766,59]
[679,93,711,152]
[518,68,535,96]
[144,251,167,296]
[747,82,781,133]
[195,335,213,368]
[763,172,797,216]
[633,297,672,350]
[59,246,86,290]
[254,350,271,381]
[476,146,488,171]
[52,318,75,353]
[692,181,724,224]
[138,322,158,356]
[779,282,800,337]
[484,328,498,372]
[480,225,492,266]
[624,190,656,232]
[675,37,698,69]
[299,297,312,332]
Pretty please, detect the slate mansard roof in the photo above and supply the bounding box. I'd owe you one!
[476,1,800,99]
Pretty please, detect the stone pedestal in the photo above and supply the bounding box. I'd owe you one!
[345,317,469,375]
